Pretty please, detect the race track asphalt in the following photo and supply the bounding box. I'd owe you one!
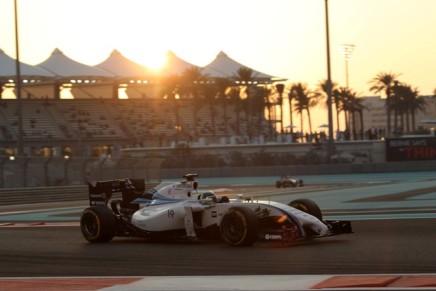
[1,218,436,277]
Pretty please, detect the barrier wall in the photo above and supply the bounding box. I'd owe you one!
[0,156,163,188]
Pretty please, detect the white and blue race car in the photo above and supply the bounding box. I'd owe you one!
[80,174,352,246]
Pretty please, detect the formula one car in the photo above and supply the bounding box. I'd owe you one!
[276,175,304,188]
[80,174,352,246]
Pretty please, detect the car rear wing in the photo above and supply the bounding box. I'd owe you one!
[88,178,145,206]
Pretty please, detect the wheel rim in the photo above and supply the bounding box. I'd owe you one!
[82,212,98,237]
[222,213,245,242]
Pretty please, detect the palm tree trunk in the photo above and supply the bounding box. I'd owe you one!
[279,95,284,134]
[266,100,272,137]
[222,97,228,135]
[386,95,391,137]
[411,110,416,132]
[235,98,241,135]
[344,110,348,133]
[307,109,313,136]
[351,111,356,140]
[335,104,340,133]
[289,97,294,136]
[300,114,304,138]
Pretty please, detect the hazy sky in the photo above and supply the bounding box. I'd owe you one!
[1,0,435,97]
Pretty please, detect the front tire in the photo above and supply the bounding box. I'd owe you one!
[276,181,282,188]
[80,206,117,242]
[220,207,259,246]
[288,199,323,221]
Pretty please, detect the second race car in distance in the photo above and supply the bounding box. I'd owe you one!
[276,175,304,188]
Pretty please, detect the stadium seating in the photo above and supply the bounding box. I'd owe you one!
[0,98,264,156]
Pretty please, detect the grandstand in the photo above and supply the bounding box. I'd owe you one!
[0,97,268,158]
[1,49,283,159]
[0,47,299,189]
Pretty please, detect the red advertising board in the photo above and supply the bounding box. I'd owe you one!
[386,137,436,161]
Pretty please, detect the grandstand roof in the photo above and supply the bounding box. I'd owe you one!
[1,48,285,84]
[202,51,283,82]
[0,49,55,79]
[95,49,156,79]
[37,48,115,79]
[158,51,199,76]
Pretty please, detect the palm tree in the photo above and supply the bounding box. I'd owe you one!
[251,86,269,136]
[333,87,367,140]
[289,83,318,138]
[287,87,295,136]
[214,77,232,136]
[199,82,219,137]
[179,67,207,135]
[391,82,406,133]
[234,67,257,140]
[227,86,242,135]
[275,84,285,133]
[391,83,426,133]
[369,72,400,137]
[333,87,351,135]
[262,87,274,137]
[315,80,339,131]
[409,93,427,132]
[160,74,181,141]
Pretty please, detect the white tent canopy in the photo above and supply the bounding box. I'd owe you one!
[0,49,54,79]
[158,51,199,76]
[95,49,156,79]
[2,48,284,83]
[202,51,280,82]
[2,48,286,90]
[37,48,115,79]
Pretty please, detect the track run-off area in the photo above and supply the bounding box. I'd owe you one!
[1,171,436,290]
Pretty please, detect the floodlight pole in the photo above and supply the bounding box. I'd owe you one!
[339,44,355,88]
[14,0,24,157]
[324,0,334,163]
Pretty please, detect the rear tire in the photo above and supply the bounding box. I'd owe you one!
[220,207,259,246]
[288,199,323,221]
[80,206,117,242]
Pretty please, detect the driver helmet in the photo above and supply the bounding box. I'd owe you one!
[199,191,215,200]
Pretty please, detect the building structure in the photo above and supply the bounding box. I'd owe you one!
[361,95,436,138]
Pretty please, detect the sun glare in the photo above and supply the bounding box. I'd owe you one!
[60,86,74,99]
[2,87,16,99]
[118,48,167,71]
[144,54,167,71]
[118,87,128,99]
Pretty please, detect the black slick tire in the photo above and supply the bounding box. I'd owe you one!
[288,199,323,221]
[80,206,117,242]
[220,207,259,246]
